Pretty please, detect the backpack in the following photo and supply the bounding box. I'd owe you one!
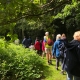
[58,41,66,57]
[47,38,53,46]
[64,45,80,77]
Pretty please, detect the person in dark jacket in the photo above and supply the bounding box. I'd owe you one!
[61,33,68,46]
[60,33,68,74]
[63,31,80,80]
[27,36,32,47]
[22,36,29,48]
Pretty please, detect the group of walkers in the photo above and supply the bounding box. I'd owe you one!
[21,30,80,80]
[51,31,80,80]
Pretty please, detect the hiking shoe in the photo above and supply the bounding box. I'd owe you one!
[48,60,53,65]
[49,60,52,65]
[60,71,64,75]
[56,67,58,70]
[48,61,50,65]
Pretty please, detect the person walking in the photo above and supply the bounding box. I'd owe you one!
[52,34,62,70]
[59,33,68,74]
[22,36,29,48]
[44,32,53,65]
[42,36,46,58]
[63,31,80,80]
[34,38,41,55]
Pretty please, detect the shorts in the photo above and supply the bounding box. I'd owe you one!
[45,47,52,53]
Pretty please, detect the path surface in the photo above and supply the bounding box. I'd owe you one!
[42,58,66,80]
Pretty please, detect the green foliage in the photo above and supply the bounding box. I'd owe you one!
[0,0,80,41]
[0,39,46,80]
[55,2,78,19]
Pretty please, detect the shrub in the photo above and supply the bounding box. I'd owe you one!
[0,39,45,80]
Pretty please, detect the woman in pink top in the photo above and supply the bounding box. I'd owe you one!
[42,40,45,58]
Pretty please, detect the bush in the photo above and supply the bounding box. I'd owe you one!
[0,39,45,80]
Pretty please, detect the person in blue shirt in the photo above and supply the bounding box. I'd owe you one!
[52,34,62,70]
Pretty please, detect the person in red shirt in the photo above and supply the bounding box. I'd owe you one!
[34,38,41,55]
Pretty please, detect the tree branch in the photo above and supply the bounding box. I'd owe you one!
[0,0,71,26]
[40,0,54,8]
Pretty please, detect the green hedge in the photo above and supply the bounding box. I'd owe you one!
[0,39,46,80]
